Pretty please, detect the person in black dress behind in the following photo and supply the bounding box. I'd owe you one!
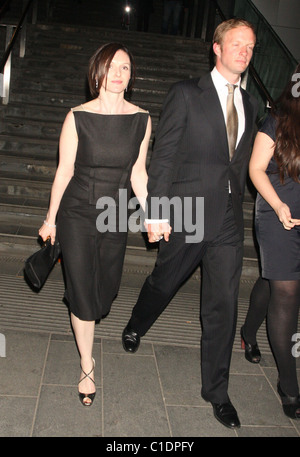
[241,63,300,419]
[39,43,151,406]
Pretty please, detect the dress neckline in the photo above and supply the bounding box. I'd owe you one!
[77,104,147,116]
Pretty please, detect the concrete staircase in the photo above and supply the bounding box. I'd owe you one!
[0,2,259,282]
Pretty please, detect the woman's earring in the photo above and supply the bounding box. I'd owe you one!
[95,79,98,89]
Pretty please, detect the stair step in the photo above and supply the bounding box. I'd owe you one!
[0,153,56,179]
[14,53,209,82]
[27,31,210,57]
[1,116,61,140]
[11,69,179,92]
[0,210,259,259]
[22,50,209,79]
[0,175,52,202]
[9,86,170,106]
[2,100,69,116]
[29,23,210,50]
[0,194,49,209]
[0,203,256,244]
[10,62,177,92]
[4,99,161,116]
[0,139,58,159]
[0,231,259,282]
[0,183,255,217]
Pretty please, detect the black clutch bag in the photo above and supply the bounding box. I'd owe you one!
[24,238,61,290]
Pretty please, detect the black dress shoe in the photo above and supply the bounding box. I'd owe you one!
[122,322,140,353]
[277,382,300,419]
[240,326,261,364]
[211,401,241,429]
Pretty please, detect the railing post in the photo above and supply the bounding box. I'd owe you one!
[190,0,198,38]
[32,0,38,24]
[19,0,29,58]
[46,0,55,21]
[201,0,210,40]
[1,25,14,105]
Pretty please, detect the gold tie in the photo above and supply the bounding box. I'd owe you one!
[226,84,238,160]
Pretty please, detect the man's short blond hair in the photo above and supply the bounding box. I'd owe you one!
[213,18,256,46]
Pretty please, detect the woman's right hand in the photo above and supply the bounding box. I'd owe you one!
[275,202,300,230]
[39,221,56,244]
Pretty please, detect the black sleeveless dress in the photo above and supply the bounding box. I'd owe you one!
[57,108,149,320]
[255,114,300,280]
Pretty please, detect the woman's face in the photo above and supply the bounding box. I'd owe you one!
[102,49,131,94]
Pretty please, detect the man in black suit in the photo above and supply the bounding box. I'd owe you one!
[122,18,258,429]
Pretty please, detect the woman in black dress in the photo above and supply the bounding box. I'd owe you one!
[241,64,300,419]
[39,43,151,405]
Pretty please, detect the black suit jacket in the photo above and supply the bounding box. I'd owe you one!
[146,73,258,242]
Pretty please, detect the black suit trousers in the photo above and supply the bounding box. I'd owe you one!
[130,196,243,403]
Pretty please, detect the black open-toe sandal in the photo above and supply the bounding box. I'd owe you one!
[78,358,96,406]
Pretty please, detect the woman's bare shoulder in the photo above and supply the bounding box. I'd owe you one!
[125,101,149,114]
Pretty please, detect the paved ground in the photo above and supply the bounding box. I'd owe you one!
[0,245,299,439]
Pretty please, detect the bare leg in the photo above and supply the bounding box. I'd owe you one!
[71,313,96,402]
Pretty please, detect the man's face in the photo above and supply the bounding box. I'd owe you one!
[213,26,256,82]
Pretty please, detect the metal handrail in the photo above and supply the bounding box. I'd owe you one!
[0,0,34,71]
[0,0,36,104]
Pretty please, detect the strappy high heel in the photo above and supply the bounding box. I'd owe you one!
[78,358,96,406]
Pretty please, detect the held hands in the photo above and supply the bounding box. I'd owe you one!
[276,202,300,230]
[146,222,172,243]
[38,220,56,244]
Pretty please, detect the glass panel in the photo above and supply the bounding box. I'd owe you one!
[234,0,298,124]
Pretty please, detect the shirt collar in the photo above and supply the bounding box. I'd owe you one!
[211,66,241,91]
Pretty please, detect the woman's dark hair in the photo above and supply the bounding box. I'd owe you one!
[88,42,136,98]
[272,63,300,183]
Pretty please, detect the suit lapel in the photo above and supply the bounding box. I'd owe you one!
[234,89,255,156]
[197,75,229,157]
